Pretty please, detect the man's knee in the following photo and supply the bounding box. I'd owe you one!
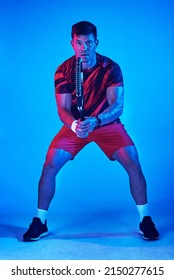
[42,159,59,177]
[128,160,142,175]
[42,148,72,176]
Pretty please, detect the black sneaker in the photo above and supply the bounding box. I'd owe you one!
[139,216,159,240]
[23,217,49,241]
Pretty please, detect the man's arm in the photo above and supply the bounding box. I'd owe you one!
[98,85,124,125]
[56,93,89,138]
[56,93,74,128]
[78,86,124,132]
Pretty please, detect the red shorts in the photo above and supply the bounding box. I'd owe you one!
[49,123,134,160]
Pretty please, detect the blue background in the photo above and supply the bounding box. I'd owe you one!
[0,0,174,217]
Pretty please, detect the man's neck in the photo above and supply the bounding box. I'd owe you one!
[82,53,97,70]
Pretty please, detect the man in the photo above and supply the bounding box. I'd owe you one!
[23,21,159,241]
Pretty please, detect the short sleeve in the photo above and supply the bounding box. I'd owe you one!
[105,62,124,87]
[54,67,71,94]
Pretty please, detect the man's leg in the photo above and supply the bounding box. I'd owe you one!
[112,145,159,240]
[112,145,147,205]
[23,148,73,241]
[38,148,73,210]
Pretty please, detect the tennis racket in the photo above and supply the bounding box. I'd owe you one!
[76,57,85,121]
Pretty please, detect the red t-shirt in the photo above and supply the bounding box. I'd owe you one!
[54,53,123,119]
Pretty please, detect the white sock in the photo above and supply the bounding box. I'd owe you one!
[136,203,149,222]
[37,208,48,224]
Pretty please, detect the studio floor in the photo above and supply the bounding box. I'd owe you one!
[0,203,174,260]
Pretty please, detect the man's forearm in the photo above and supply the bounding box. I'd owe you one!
[58,108,75,128]
[97,103,123,126]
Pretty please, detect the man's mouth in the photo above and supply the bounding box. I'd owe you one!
[81,53,89,57]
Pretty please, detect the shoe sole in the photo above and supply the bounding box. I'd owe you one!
[23,231,49,241]
[139,230,160,241]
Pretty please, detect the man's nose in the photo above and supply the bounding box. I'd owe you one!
[80,43,88,50]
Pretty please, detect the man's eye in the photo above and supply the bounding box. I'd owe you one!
[86,41,92,46]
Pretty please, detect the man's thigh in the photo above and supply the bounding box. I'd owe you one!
[112,145,141,169]
[92,123,134,160]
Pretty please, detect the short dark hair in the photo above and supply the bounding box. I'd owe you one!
[71,21,97,39]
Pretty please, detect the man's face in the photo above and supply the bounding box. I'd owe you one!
[71,34,98,64]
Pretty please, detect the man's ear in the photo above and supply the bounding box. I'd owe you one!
[95,39,99,46]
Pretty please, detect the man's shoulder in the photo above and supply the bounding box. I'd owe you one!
[55,55,75,74]
[97,53,120,69]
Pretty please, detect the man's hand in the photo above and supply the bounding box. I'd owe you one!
[75,117,98,138]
